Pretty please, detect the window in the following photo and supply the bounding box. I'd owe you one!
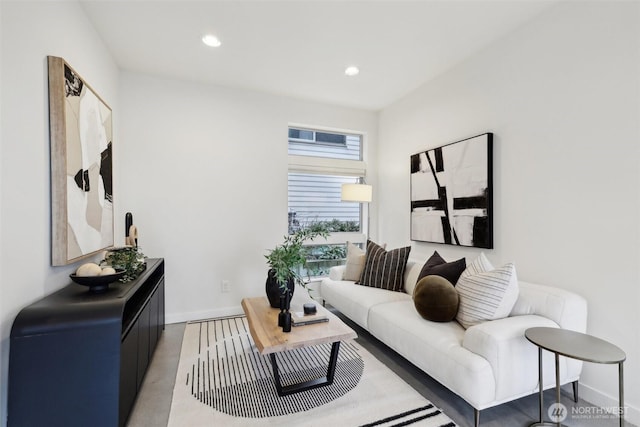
[288,126,367,278]
[288,128,347,146]
[288,174,360,231]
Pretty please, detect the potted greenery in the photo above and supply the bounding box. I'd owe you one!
[101,246,146,282]
[264,225,328,308]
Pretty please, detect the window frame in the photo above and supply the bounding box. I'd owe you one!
[287,124,369,277]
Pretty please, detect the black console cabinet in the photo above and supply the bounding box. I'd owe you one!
[8,258,165,427]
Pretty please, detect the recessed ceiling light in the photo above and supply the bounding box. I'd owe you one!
[202,34,221,47]
[345,66,359,77]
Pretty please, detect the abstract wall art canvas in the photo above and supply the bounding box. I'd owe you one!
[410,133,493,249]
[49,56,113,266]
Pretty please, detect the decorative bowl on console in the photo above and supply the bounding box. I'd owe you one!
[70,269,126,293]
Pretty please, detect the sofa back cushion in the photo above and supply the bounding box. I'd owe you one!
[403,260,422,295]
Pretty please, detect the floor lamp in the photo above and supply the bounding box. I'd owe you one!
[341,182,372,246]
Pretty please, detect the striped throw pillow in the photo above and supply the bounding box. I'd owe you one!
[455,253,519,329]
[357,240,411,292]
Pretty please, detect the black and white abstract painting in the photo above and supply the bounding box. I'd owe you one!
[410,133,493,249]
[49,56,114,265]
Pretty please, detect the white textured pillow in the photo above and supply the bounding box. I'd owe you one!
[456,253,519,329]
[343,242,366,281]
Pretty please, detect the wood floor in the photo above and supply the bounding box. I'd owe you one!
[127,309,632,427]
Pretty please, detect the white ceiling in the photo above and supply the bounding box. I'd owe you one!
[80,0,555,111]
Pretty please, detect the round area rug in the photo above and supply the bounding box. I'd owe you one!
[182,317,363,418]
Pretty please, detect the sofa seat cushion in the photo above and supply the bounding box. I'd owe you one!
[367,300,496,408]
[320,280,411,329]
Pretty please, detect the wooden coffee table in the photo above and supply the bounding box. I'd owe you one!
[241,294,357,396]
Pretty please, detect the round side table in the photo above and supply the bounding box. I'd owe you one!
[525,327,626,427]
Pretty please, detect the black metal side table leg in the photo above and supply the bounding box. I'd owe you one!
[619,361,625,427]
[270,341,341,397]
[530,347,558,427]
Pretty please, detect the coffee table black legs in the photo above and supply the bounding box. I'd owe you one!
[270,341,341,396]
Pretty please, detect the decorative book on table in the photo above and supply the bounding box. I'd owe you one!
[291,311,329,326]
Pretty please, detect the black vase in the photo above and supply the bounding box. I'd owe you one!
[282,311,292,333]
[265,269,295,308]
[278,294,287,327]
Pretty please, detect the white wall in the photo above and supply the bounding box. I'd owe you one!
[2,0,637,425]
[117,72,378,324]
[378,1,640,424]
[0,1,119,424]
[0,2,377,423]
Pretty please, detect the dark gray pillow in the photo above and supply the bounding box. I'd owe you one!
[413,275,459,322]
[417,251,466,285]
[357,240,411,292]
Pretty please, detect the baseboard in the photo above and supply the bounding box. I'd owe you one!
[578,382,638,426]
[165,305,244,325]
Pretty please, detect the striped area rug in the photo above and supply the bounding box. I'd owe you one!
[168,316,457,427]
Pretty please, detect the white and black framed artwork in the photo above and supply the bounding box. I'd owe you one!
[48,56,114,265]
[410,133,493,249]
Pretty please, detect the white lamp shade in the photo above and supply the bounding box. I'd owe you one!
[341,183,372,203]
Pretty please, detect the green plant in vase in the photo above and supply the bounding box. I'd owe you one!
[101,246,146,282]
[264,224,328,308]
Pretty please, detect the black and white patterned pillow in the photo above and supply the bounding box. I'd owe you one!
[455,253,519,329]
[357,240,411,292]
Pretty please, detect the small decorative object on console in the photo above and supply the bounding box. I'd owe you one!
[101,246,146,282]
[70,262,126,292]
[125,212,139,247]
[70,269,125,293]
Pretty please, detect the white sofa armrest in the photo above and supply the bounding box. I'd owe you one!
[511,281,588,333]
[329,265,346,281]
[462,315,580,401]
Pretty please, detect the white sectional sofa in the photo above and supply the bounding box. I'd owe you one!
[320,258,588,427]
